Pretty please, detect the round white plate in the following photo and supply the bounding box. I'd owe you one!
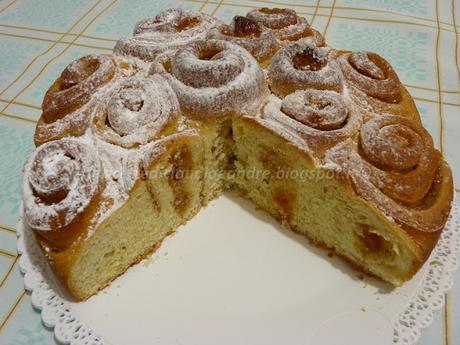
[18,194,460,345]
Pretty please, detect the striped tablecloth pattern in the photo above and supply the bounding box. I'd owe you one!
[0,1,459,344]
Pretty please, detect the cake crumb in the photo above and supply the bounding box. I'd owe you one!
[143,256,156,267]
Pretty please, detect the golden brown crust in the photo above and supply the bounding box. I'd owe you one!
[34,191,112,290]
[35,177,150,299]
[34,55,142,146]
[246,7,325,45]
[23,138,105,234]
[90,74,180,148]
[268,43,343,97]
[34,131,202,299]
[207,16,280,65]
[41,55,116,123]
[233,115,448,284]
[149,39,269,120]
[335,50,420,122]
[25,6,454,300]
[260,91,362,155]
[113,8,220,62]
[324,117,453,234]
[330,161,446,271]
[34,107,93,147]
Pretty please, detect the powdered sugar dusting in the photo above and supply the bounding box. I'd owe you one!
[41,55,116,122]
[91,74,180,148]
[338,51,402,104]
[23,137,102,231]
[349,51,384,80]
[35,55,150,145]
[24,6,452,243]
[150,39,268,118]
[114,8,221,62]
[323,116,451,232]
[246,8,320,43]
[281,89,348,129]
[207,18,279,63]
[260,90,361,154]
[268,42,342,96]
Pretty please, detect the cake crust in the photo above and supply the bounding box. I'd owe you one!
[23,7,454,300]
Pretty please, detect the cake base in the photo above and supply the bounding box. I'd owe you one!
[36,114,443,300]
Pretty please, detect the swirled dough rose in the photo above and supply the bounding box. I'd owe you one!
[262,90,362,154]
[22,6,454,301]
[325,115,453,232]
[91,75,179,148]
[268,42,343,97]
[150,39,268,118]
[247,7,325,44]
[34,55,116,146]
[34,55,143,146]
[23,138,105,249]
[337,51,419,120]
[114,8,220,61]
[207,15,280,65]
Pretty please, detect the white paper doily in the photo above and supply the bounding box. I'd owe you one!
[17,200,460,345]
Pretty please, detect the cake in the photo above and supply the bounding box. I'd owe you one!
[22,7,454,300]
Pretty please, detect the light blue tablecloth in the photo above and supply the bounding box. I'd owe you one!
[0,0,459,344]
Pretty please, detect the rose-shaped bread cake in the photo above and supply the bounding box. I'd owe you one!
[23,7,453,300]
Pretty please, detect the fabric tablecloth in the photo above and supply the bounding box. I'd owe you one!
[0,0,459,344]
